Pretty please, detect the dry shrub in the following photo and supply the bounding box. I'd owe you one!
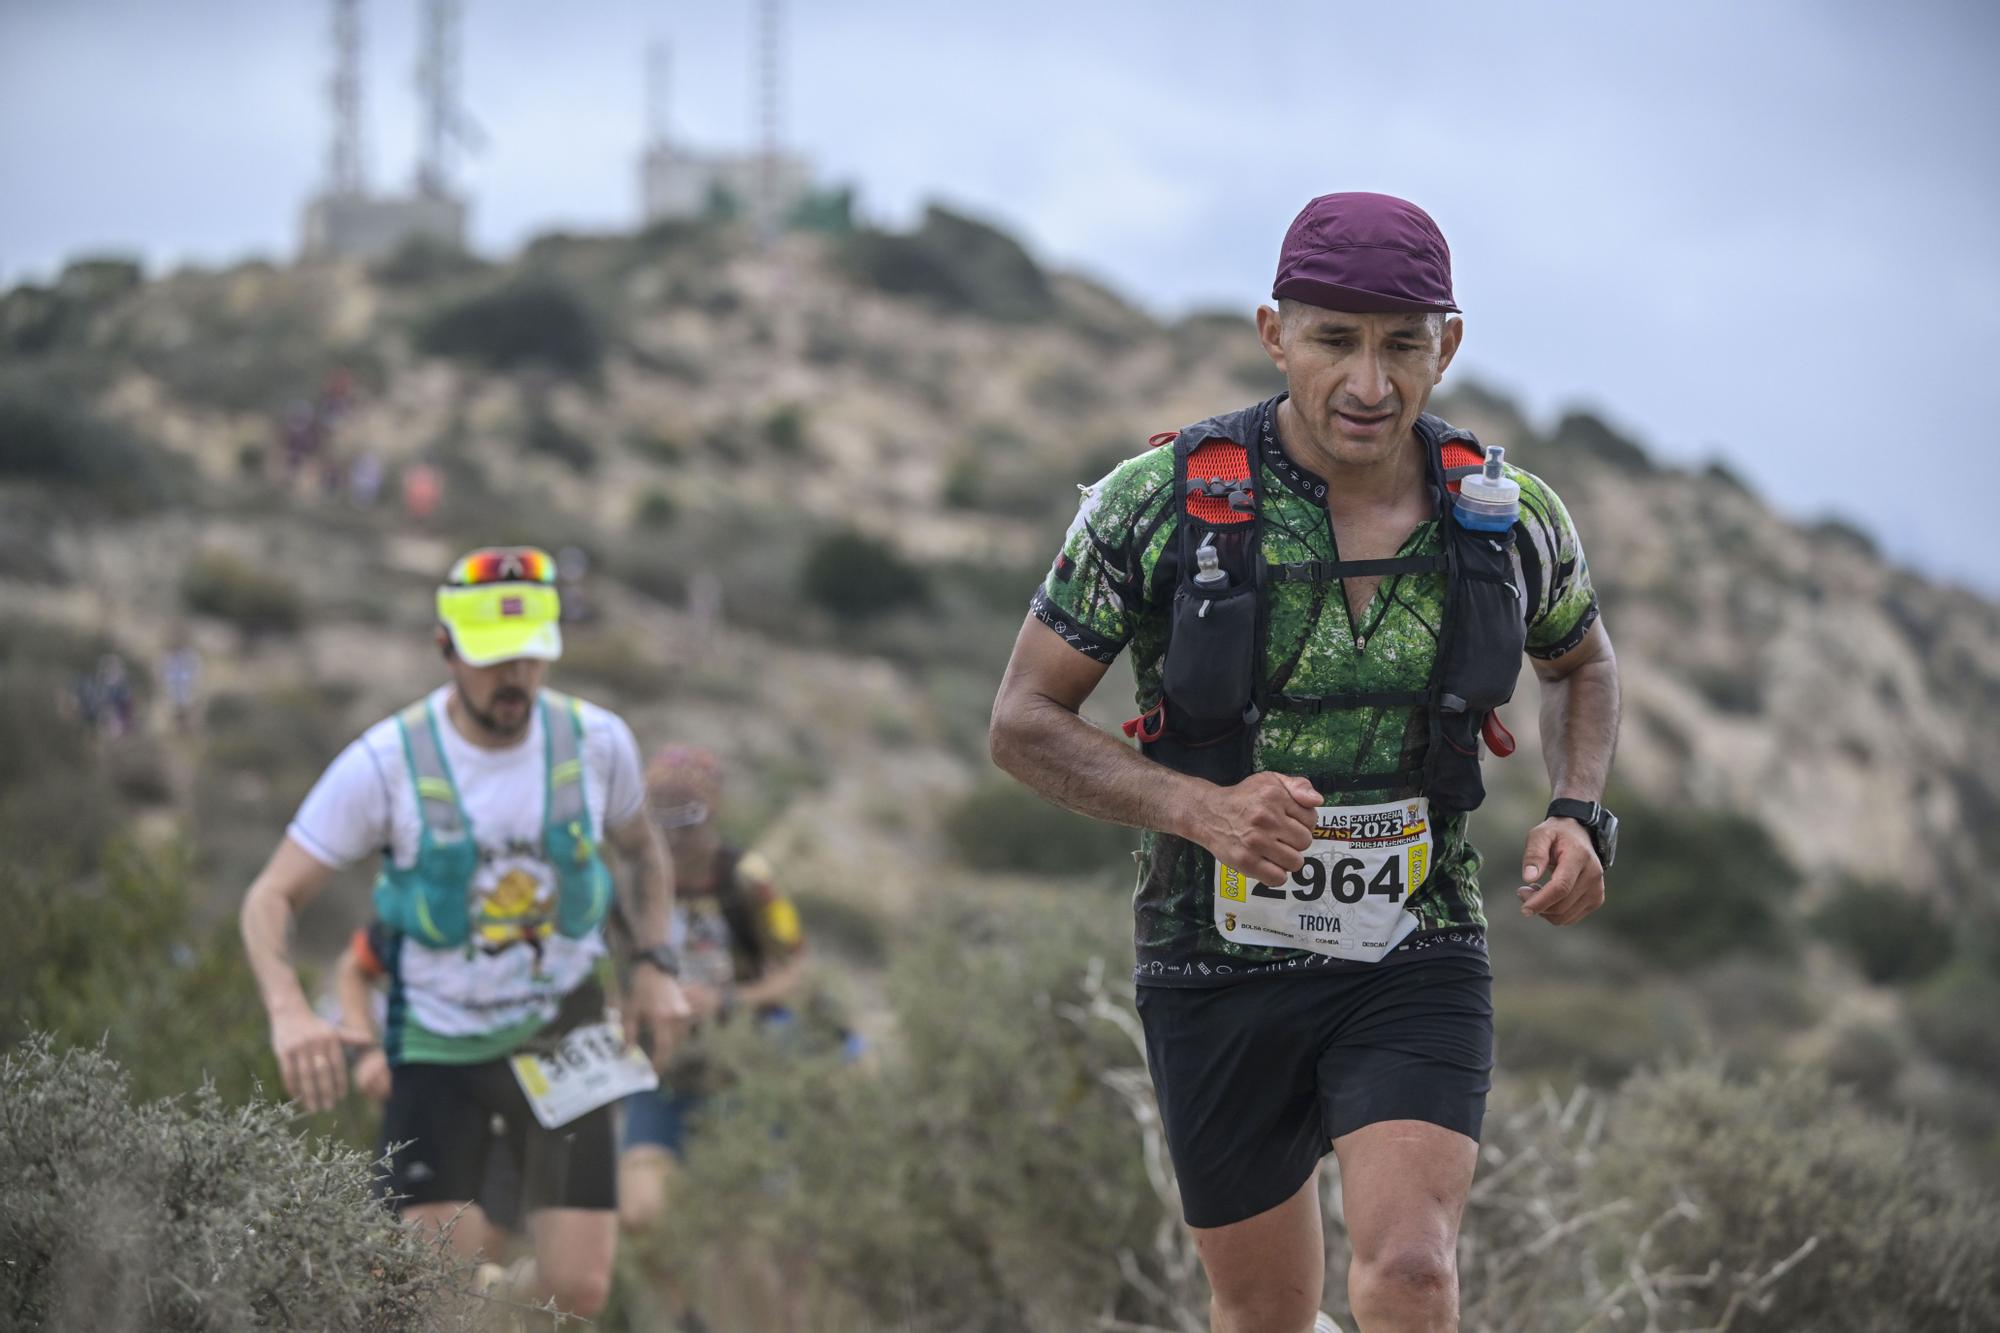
[0,1037,485,1332]
[181,549,305,636]
[631,894,2000,1331]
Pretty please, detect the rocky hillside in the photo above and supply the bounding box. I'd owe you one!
[6,210,1995,918]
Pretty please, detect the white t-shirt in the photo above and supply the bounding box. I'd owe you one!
[289,686,646,1042]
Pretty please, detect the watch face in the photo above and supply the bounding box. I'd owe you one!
[1598,812,1619,868]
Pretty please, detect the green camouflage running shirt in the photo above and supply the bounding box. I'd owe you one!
[1031,398,1599,986]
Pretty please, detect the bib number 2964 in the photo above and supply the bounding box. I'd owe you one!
[1215,798,1432,963]
[1256,854,1408,903]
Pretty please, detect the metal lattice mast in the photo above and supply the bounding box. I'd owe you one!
[328,0,364,195]
[415,0,464,197]
[646,40,672,150]
[756,0,783,240]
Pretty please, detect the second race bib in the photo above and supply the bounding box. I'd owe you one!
[510,1019,660,1129]
[1214,797,1431,963]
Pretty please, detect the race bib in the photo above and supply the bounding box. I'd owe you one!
[1214,797,1431,963]
[509,1019,659,1129]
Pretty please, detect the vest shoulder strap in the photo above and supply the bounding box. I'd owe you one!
[397,699,466,838]
[540,689,591,826]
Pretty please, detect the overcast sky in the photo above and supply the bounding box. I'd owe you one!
[4,0,1996,594]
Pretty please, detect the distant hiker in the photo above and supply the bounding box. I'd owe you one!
[93,654,134,739]
[989,192,1622,1333]
[349,450,384,510]
[161,644,200,732]
[402,460,442,524]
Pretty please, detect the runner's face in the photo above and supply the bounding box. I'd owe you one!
[1256,305,1462,467]
[665,821,721,885]
[442,643,547,738]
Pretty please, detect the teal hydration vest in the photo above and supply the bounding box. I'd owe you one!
[371,689,613,950]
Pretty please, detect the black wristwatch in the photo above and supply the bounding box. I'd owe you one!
[633,944,682,978]
[1547,798,1619,869]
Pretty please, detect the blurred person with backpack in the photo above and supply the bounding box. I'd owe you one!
[616,744,820,1332]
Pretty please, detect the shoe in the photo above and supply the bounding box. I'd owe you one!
[1313,1315,1344,1333]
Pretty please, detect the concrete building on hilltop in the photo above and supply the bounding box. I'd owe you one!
[640,140,813,227]
[303,192,467,263]
[301,0,474,263]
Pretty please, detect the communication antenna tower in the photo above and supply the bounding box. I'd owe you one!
[415,0,483,197]
[646,40,672,150]
[327,0,365,196]
[755,0,783,241]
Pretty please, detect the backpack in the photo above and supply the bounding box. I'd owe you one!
[1124,401,1525,813]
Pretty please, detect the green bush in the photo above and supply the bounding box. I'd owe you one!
[0,846,275,1107]
[762,403,808,454]
[1822,1019,1907,1099]
[633,487,677,528]
[368,236,484,287]
[0,397,183,510]
[1598,793,1799,968]
[1812,877,1955,985]
[181,549,305,636]
[632,892,1158,1331]
[624,428,685,464]
[415,279,601,376]
[1549,409,1656,472]
[942,777,1134,876]
[841,205,1055,322]
[1493,978,1694,1083]
[522,411,597,473]
[798,528,929,620]
[0,284,73,354]
[1,1038,480,1331]
[0,623,145,866]
[558,631,671,702]
[1909,961,2000,1076]
[1688,662,1766,715]
[1584,1063,2000,1332]
[58,254,145,300]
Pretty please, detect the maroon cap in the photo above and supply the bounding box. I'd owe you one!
[1272,192,1459,315]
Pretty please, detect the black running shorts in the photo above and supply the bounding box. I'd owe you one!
[1137,951,1494,1229]
[376,1058,618,1216]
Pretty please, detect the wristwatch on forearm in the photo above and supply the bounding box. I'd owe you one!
[1547,798,1619,869]
[633,944,681,978]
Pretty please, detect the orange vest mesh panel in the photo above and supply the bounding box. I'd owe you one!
[1185,440,1254,525]
[1442,441,1484,494]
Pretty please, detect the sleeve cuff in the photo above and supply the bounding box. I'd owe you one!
[1029,586,1123,665]
[285,822,347,870]
[1528,596,1601,660]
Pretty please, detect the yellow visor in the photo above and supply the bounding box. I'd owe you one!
[437,583,564,666]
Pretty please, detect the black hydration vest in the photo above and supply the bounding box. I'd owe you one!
[1131,402,1527,815]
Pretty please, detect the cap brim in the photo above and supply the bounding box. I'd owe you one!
[1272,278,1459,316]
[447,620,563,668]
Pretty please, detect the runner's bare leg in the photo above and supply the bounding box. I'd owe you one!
[1192,1170,1325,1332]
[1333,1120,1475,1332]
[401,1200,501,1261]
[522,1207,617,1318]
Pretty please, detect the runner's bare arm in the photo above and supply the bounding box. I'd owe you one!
[605,810,693,1066]
[332,942,394,1102]
[239,836,352,1111]
[1518,618,1621,925]
[331,940,378,1043]
[734,951,807,1009]
[606,809,674,953]
[990,617,1319,886]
